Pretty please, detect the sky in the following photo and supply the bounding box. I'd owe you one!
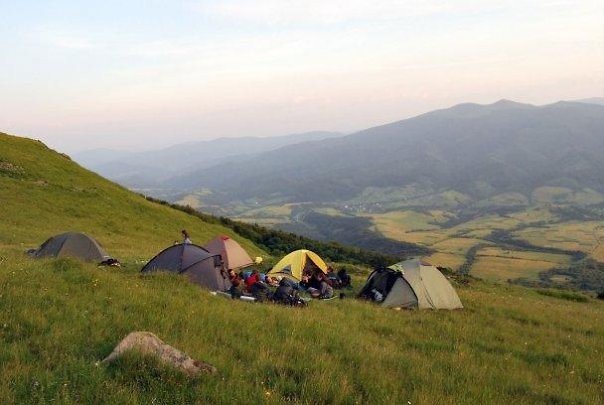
[1,0,603,153]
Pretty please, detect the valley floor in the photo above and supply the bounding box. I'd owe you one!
[213,200,604,292]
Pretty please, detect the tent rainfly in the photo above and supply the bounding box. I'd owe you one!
[141,243,230,291]
[30,232,111,262]
[203,235,254,271]
[358,258,463,310]
[268,249,328,281]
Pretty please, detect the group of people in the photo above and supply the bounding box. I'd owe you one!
[225,266,352,306]
[300,270,335,299]
[226,269,281,302]
[180,229,352,306]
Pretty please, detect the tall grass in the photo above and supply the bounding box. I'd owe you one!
[0,249,602,403]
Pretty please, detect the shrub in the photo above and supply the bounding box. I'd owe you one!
[536,289,589,303]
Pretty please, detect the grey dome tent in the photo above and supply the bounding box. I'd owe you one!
[31,232,111,262]
[141,243,230,291]
[359,259,463,309]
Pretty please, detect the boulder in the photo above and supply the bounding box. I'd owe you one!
[101,331,217,375]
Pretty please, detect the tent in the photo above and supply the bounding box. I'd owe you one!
[358,259,463,309]
[268,249,328,281]
[31,232,110,262]
[203,235,254,271]
[141,243,230,291]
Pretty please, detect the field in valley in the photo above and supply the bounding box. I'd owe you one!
[366,208,602,286]
[228,202,603,290]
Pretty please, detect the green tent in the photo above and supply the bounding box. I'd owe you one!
[358,259,463,309]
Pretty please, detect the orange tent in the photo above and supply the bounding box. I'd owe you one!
[203,235,254,271]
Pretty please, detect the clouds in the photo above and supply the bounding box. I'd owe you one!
[1,0,602,152]
[193,0,445,25]
[33,27,100,50]
[192,0,579,26]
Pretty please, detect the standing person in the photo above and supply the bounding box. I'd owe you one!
[181,229,192,244]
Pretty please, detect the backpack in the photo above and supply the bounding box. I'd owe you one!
[273,284,294,302]
[251,282,271,302]
[273,283,307,307]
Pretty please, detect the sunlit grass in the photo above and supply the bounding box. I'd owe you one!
[593,244,604,262]
[425,252,466,269]
[0,248,602,403]
[472,256,561,282]
[517,222,604,254]
[472,245,572,282]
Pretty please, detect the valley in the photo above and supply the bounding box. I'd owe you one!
[174,187,604,293]
[149,100,604,294]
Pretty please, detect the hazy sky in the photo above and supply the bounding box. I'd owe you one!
[1,1,602,152]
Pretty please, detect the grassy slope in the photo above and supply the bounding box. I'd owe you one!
[1,133,604,403]
[0,133,261,259]
[1,252,602,404]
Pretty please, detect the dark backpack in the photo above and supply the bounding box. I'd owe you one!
[273,284,294,302]
[273,283,307,307]
[251,282,271,302]
[337,269,352,288]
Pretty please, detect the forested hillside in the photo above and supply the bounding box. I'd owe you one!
[168,101,604,205]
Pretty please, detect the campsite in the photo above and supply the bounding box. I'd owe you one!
[2,2,604,401]
[1,132,603,403]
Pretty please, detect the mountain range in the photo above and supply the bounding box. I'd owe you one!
[159,100,604,209]
[74,131,343,188]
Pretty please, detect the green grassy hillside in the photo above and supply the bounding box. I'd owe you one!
[1,132,603,403]
[0,133,261,259]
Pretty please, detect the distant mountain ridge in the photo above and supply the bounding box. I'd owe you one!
[74,131,344,188]
[166,100,604,206]
[573,97,604,106]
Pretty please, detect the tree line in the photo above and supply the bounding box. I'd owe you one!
[144,196,399,268]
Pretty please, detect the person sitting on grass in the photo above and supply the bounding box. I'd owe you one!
[337,268,352,289]
[251,277,271,302]
[305,272,333,299]
[317,272,334,299]
[227,269,245,298]
[264,275,279,287]
[245,269,260,293]
[300,273,314,294]
[326,266,342,288]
